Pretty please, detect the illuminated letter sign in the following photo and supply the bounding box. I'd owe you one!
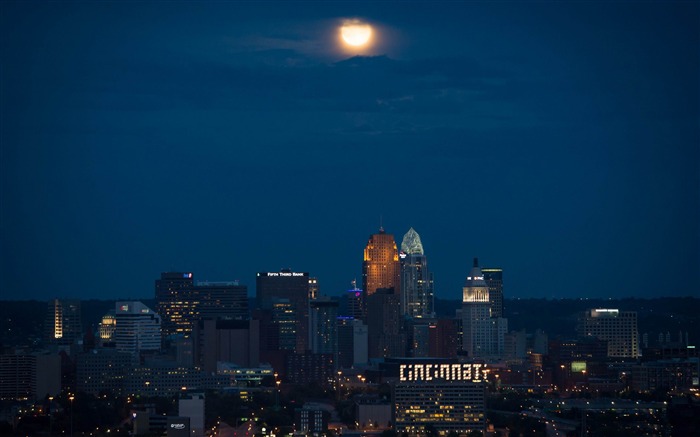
[399,363,488,382]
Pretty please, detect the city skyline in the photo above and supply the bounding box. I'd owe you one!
[2,2,698,301]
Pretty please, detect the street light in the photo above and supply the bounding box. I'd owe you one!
[48,396,54,436]
[69,394,75,437]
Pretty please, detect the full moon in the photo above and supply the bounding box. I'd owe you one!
[340,21,373,47]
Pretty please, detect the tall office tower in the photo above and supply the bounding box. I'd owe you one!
[399,227,434,318]
[309,277,319,300]
[461,259,492,358]
[114,301,161,356]
[577,309,639,358]
[155,272,196,336]
[256,270,310,353]
[194,281,249,320]
[339,279,365,320]
[367,288,405,359]
[45,299,82,345]
[337,318,368,368]
[309,298,339,363]
[482,268,504,318]
[362,228,400,297]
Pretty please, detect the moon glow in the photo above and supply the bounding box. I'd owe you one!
[340,21,373,47]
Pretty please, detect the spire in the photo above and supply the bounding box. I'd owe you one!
[473,257,479,267]
[401,227,425,255]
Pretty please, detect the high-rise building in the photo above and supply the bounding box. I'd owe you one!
[114,301,161,356]
[45,299,82,346]
[461,259,491,358]
[194,281,248,320]
[156,273,249,337]
[337,318,368,368]
[193,319,260,372]
[256,270,310,353]
[367,288,405,359]
[341,280,365,320]
[577,309,639,358]
[309,298,339,362]
[482,268,504,318]
[461,259,507,359]
[155,272,196,337]
[399,228,434,318]
[362,228,400,297]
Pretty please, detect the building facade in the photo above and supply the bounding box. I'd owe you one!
[400,228,434,318]
[362,228,400,297]
[482,268,503,318]
[393,361,488,435]
[256,270,310,353]
[45,299,82,346]
[114,301,162,356]
[577,309,639,358]
[309,298,339,360]
[461,259,492,359]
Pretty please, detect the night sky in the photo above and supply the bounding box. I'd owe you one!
[1,2,698,301]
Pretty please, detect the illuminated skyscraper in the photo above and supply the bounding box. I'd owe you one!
[45,299,82,346]
[155,272,248,337]
[482,268,503,318]
[362,228,400,296]
[155,272,196,336]
[399,227,434,318]
[461,259,492,358]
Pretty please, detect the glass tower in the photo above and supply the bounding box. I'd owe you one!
[399,227,434,318]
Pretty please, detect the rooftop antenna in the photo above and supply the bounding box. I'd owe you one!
[379,214,384,233]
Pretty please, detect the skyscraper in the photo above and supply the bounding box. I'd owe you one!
[155,272,249,337]
[155,272,196,336]
[194,280,248,320]
[114,301,161,356]
[309,298,339,361]
[399,227,434,318]
[461,259,493,359]
[362,228,400,297]
[482,268,503,318]
[256,270,310,353]
[45,299,82,346]
[461,259,507,359]
[367,288,405,359]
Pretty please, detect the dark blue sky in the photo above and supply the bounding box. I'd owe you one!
[1,2,698,301]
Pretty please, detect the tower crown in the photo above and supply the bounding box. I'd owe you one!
[400,227,424,255]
